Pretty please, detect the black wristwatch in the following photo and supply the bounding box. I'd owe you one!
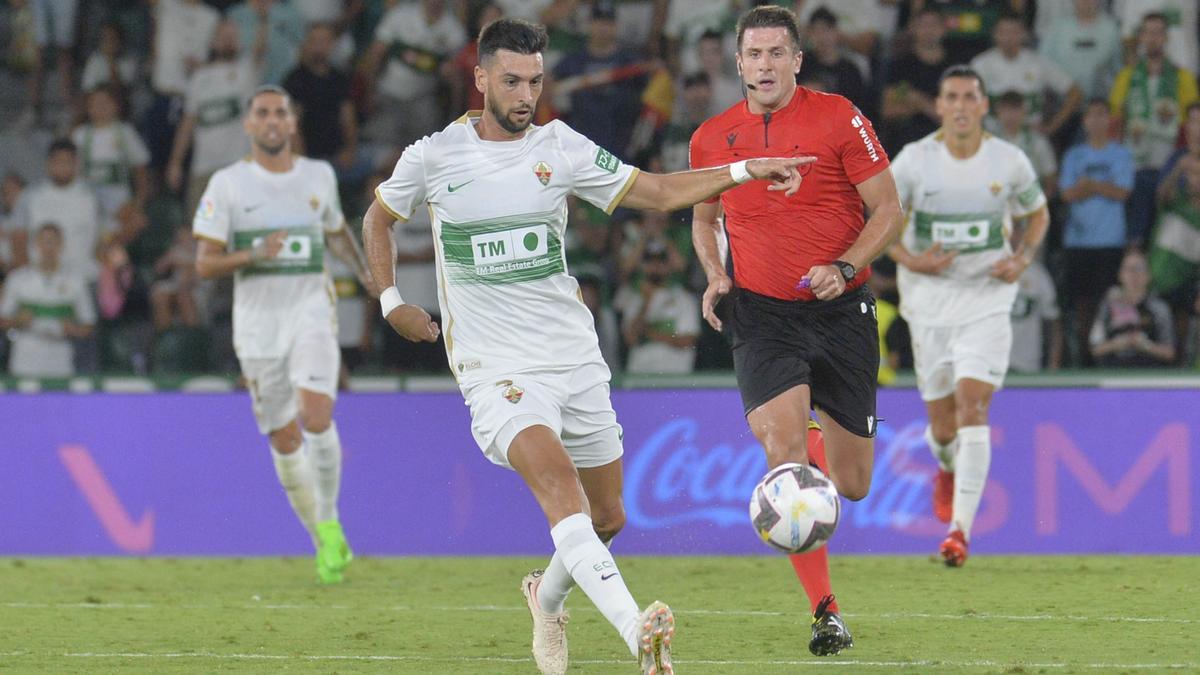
[832,260,856,283]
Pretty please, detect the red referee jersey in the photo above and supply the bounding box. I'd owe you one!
[689,87,889,301]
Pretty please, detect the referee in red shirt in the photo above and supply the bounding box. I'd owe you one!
[689,5,903,656]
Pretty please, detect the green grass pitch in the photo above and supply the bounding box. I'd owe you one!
[1,555,1196,673]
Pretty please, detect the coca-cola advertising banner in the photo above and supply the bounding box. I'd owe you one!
[1,389,1195,555]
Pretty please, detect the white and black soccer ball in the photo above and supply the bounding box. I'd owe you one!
[749,462,840,554]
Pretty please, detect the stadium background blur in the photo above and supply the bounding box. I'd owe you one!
[1,0,1198,384]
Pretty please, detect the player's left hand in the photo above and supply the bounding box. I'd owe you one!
[801,265,846,300]
[989,253,1030,283]
[747,156,817,196]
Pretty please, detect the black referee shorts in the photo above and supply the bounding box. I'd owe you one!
[725,285,880,437]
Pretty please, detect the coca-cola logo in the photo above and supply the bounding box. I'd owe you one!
[625,417,1007,536]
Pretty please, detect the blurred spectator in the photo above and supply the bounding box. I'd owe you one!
[1059,99,1135,365]
[660,72,713,173]
[1114,0,1198,75]
[1039,0,1123,100]
[695,29,743,113]
[1089,247,1176,367]
[144,0,221,169]
[578,272,621,371]
[1110,12,1199,244]
[795,0,884,62]
[362,0,466,148]
[617,209,686,286]
[446,2,504,117]
[79,22,137,97]
[166,19,258,219]
[10,139,102,281]
[284,23,368,187]
[993,91,1057,199]
[663,0,743,77]
[881,7,948,151]
[0,173,25,273]
[566,202,620,297]
[150,227,200,332]
[971,14,1082,139]
[291,0,343,27]
[3,0,38,92]
[551,0,648,162]
[798,8,870,115]
[226,0,306,86]
[72,84,150,245]
[1149,112,1200,354]
[616,240,700,374]
[23,0,77,129]
[1010,257,1062,373]
[0,222,95,377]
[911,0,1023,64]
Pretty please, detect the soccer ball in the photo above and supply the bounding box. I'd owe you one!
[749,463,841,553]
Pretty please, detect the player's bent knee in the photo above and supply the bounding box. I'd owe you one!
[591,509,626,542]
[269,424,303,454]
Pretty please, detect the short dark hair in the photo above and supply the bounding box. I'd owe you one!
[808,7,838,28]
[1086,96,1111,112]
[995,90,1025,109]
[48,138,77,157]
[478,18,548,64]
[36,221,62,237]
[247,84,291,110]
[1141,12,1168,30]
[682,71,711,89]
[698,28,724,43]
[736,5,801,50]
[938,64,986,97]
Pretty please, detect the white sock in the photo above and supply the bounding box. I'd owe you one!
[271,446,318,540]
[550,513,640,656]
[537,550,576,614]
[952,425,991,541]
[925,425,959,472]
[304,423,342,523]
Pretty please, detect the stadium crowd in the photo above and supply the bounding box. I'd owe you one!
[0,0,1199,380]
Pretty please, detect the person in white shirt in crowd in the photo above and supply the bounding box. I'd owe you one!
[1009,257,1062,373]
[166,19,261,219]
[227,0,307,86]
[361,0,466,149]
[993,91,1058,199]
[79,22,138,96]
[664,0,745,76]
[72,84,150,245]
[617,240,701,375]
[143,0,221,170]
[1039,0,1123,100]
[695,29,745,113]
[0,222,95,378]
[795,0,885,69]
[10,139,102,283]
[971,13,1082,139]
[23,0,78,128]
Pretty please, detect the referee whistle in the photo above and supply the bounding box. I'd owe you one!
[796,278,811,290]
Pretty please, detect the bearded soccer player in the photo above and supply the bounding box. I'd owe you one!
[689,5,903,656]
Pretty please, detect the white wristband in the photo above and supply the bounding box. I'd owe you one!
[380,286,404,318]
[729,160,753,185]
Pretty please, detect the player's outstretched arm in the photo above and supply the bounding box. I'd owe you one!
[362,199,439,343]
[618,157,816,212]
[195,230,288,279]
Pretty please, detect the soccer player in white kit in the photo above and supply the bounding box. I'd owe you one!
[361,19,810,675]
[193,85,372,584]
[888,66,1050,567]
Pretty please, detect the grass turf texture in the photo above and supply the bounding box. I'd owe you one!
[1,555,1195,673]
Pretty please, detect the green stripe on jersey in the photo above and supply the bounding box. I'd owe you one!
[233,226,325,276]
[440,212,564,285]
[913,210,1005,254]
[19,302,74,319]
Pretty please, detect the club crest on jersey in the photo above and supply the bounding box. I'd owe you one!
[309,195,320,210]
[989,181,1002,196]
[502,383,524,404]
[534,161,553,185]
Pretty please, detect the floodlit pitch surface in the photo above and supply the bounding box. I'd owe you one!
[1,555,1195,672]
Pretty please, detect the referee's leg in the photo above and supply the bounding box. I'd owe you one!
[811,410,873,501]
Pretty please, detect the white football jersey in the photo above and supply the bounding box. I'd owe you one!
[891,132,1047,327]
[193,157,344,359]
[376,114,640,387]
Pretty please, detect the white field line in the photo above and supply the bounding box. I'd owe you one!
[0,651,1194,669]
[3,601,1196,625]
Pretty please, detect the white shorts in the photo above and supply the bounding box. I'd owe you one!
[911,312,1012,402]
[32,0,77,47]
[463,363,623,470]
[239,326,340,434]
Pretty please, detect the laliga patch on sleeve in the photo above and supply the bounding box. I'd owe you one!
[594,147,619,174]
[198,197,216,222]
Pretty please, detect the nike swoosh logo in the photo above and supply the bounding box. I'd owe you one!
[244,204,265,212]
[447,180,474,193]
[600,572,619,581]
